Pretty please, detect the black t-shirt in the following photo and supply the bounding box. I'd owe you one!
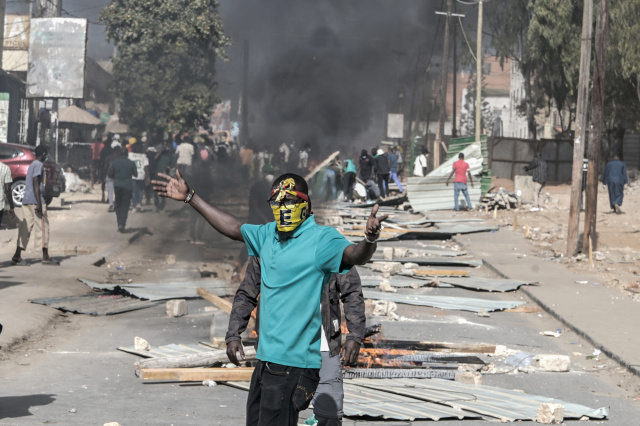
[359,155,373,178]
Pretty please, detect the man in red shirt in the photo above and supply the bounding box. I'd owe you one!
[446,152,474,211]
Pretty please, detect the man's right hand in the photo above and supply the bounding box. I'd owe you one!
[152,169,190,201]
[226,340,245,366]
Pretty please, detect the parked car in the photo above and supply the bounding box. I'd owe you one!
[0,143,66,207]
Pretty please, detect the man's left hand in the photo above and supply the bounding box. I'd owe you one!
[341,340,361,366]
[8,208,14,218]
[365,204,389,240]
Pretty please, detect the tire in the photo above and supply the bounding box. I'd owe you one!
[11,180,25,207]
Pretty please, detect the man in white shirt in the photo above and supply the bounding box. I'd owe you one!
[129,142,150,212]
[413,147,429,177]
[175,137,195,178]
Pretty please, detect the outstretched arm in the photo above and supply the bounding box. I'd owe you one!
[445,169,454,186]
[152,170,244,241]
[342,204,388,266]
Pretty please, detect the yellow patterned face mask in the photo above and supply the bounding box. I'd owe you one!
[269,178,310,231]
[271,201,309,232]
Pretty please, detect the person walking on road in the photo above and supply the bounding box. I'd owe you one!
[413,147,429,177]
[129,142,150,212]
[152,171,386,426]
[446,152,474,211]
[0,160,15,227]
[524,151,548,211]
[175,136,195,179]
[103,140,122,212]
[373,148,390,198]
[602,155,628,214]
[387,147,403,194]
[227,257,365,426]
[109,148,137,232]
[12,145,58,266]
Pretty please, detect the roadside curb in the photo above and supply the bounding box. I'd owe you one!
[454,234,640,379]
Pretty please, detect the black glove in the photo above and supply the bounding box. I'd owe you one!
[226,340,245,366]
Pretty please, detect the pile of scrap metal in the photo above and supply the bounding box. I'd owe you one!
[479,187,519,211]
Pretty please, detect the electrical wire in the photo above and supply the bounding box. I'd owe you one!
[458,16,476,62]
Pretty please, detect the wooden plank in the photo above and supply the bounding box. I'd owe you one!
[197,287,256,332]
[505,305,541,314]
[135,347,257,370]
[304,150,340,181]
[362,340,495,354]
[139,367,255,381]
[411,269,469,277]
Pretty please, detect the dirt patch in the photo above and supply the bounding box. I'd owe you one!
[481,177,640,303]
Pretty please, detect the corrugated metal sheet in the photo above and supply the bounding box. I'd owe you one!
[430,224,499,235]
[370,257,482,268]
[223,377,607,421]
[343,382,480,421]
[363,290,525,312]
[78,278,236,301]
[31,294,160,316]
[348,378,608,421]
[118,343,217,358]
[440,277,538,292]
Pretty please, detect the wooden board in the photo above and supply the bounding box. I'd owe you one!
[139,367,255,381]
[411,269,469,277]
[197,287,256,332]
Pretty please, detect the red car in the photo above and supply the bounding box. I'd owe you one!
[0,142,66,207]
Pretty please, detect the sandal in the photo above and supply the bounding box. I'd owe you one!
[42,259,60,266]
[11,259,29,266]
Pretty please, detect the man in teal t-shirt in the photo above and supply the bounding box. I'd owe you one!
[153,171,387,426]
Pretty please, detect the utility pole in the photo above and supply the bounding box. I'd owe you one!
[0,0,6,70]
[241,39,249,145]
[50,0,62,162]
[566,0,593,257]
[434,0,462,168]
[583,0,610,253]
[452,1,458,138]
[475,0,483,143]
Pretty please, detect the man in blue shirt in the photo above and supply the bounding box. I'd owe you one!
[12,145,58,265]
[387,147,403,193]
[602,155,628,214]
[153,170,386,426]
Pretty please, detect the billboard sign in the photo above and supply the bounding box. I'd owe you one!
[387,113,404,138]
[4,15,30,50]
[26,18,88,99]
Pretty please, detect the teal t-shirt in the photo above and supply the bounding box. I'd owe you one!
[240,215,353,368]
[344,159,357,174]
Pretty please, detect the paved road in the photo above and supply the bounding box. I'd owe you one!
[1,196,639,425]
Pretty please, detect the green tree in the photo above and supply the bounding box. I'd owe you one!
[100,0,231,134]
[527,0,582,134]
[485,0,538,138]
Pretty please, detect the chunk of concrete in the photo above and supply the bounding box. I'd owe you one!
[134,336,151,351]
[532,354,571,372]
[393,247,410,258]
[166,299,188,318]
[371,261,403,275]
[379,280,397,293]
[536,402,564,424]
[382,247,394,260]
[165,254,176,265]
[514,175,534,204]
[454,371,482,385]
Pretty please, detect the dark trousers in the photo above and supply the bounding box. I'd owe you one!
[342,172,356,201]
[246,360,320,426]
[114,186,132,228]
[377,173,389,197]
[607,181,625,209]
